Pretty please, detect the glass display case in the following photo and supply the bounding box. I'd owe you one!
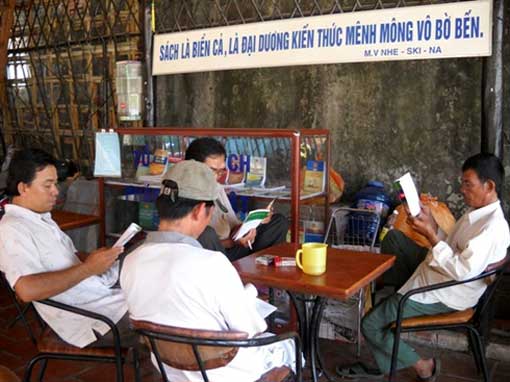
[101,127,330,243]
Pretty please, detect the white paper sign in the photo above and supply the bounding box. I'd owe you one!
[153,1,492,75]
[94,131,121,177]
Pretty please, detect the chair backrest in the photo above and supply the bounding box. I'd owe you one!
[130,319,249,372]
[324,207,381,252]
[472,256,510,324]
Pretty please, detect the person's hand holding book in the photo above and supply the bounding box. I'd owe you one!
[236,228,257,249]
[405,203,439,247]
[260,199,276,225]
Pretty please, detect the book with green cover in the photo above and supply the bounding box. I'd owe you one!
[233,208,270,240]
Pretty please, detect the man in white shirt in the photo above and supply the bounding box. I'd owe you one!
[361,153,510,380]
[0,148,131,348]
[185,137,288,261]
[120,160,297,382]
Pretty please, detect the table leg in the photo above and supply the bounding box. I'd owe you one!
[357,288,364,358]
[288,293,328,382]
[310,296,327,382]
[288,292,309,357]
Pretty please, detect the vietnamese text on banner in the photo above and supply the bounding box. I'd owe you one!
[153,0,492,75]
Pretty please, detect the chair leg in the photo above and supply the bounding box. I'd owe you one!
[115,352,124,382]
[467,330,482,374]
[23,354,46,382]
[468,327,489,382]
[132,347,141,382]
[37,359,48,382]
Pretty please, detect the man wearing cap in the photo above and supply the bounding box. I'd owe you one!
[120,160,298,382]
[185,137,288,261]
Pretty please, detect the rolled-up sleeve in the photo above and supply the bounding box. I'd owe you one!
[0,225,44,288]
[429,228,500,281]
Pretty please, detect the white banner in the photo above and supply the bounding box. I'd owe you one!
[153,1,492,75]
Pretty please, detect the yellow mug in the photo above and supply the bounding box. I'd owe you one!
[295,243,328,276]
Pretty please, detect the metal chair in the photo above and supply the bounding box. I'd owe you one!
[23,299,140,382]
[389,258,510,382]
[130,319,302,382]
[0,272,41,345]
[323,207,381,356]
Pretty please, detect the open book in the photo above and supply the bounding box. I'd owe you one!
[113,222,143,248]
[395,172,421,217]
[244,283,277,319]
[232,199,275,241]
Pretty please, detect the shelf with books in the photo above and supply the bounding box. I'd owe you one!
[100,127,330,243]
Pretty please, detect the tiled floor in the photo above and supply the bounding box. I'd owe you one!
[2,284,510,382]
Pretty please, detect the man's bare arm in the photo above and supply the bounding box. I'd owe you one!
[15,247,123,302]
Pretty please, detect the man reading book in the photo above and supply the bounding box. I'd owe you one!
[185,138,288,261]
[360,153,510,380]
[120,160,298,381]
[0,148,135,348]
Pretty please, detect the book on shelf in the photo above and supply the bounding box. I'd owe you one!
[303,160,325,195]
[245,156,267,188]
[225,168,245,185]
[136,154,182,184]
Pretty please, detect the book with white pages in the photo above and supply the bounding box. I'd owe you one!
[395,172,421,217]
[233,208,270,241]
[113,222,143,248]
[244,283,277,319]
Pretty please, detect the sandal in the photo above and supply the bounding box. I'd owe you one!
[417,358,440,382]
[336,362,384,380]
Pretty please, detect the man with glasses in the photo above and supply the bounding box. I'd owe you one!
[360,153,510,381]
[185,137,288,261]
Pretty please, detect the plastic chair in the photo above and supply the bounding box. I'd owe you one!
[389,258,510,382]
[130,319,302,382]
[323,207,381,357]
[23,299,140,382]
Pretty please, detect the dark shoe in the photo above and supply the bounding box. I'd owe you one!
[417,358,440,382]
[336,362,384,380]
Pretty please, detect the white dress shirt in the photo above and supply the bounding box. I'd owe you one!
[121,231,296,382]
[0,204,127,348]
[399,200,510,311]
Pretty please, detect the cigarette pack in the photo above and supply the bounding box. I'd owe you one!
[274,256,296,267]
[255,255,275,266]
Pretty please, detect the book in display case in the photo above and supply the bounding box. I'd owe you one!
[99,127,330,244]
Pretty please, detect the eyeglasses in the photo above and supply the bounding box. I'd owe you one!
[208,166,227,176]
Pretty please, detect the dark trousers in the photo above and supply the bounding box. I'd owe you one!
[198,213,288,262]
[92,312,139,348]
[381,230,429,289]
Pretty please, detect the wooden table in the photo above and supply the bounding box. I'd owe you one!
[234,243,395,382]
[52,210,101,231]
